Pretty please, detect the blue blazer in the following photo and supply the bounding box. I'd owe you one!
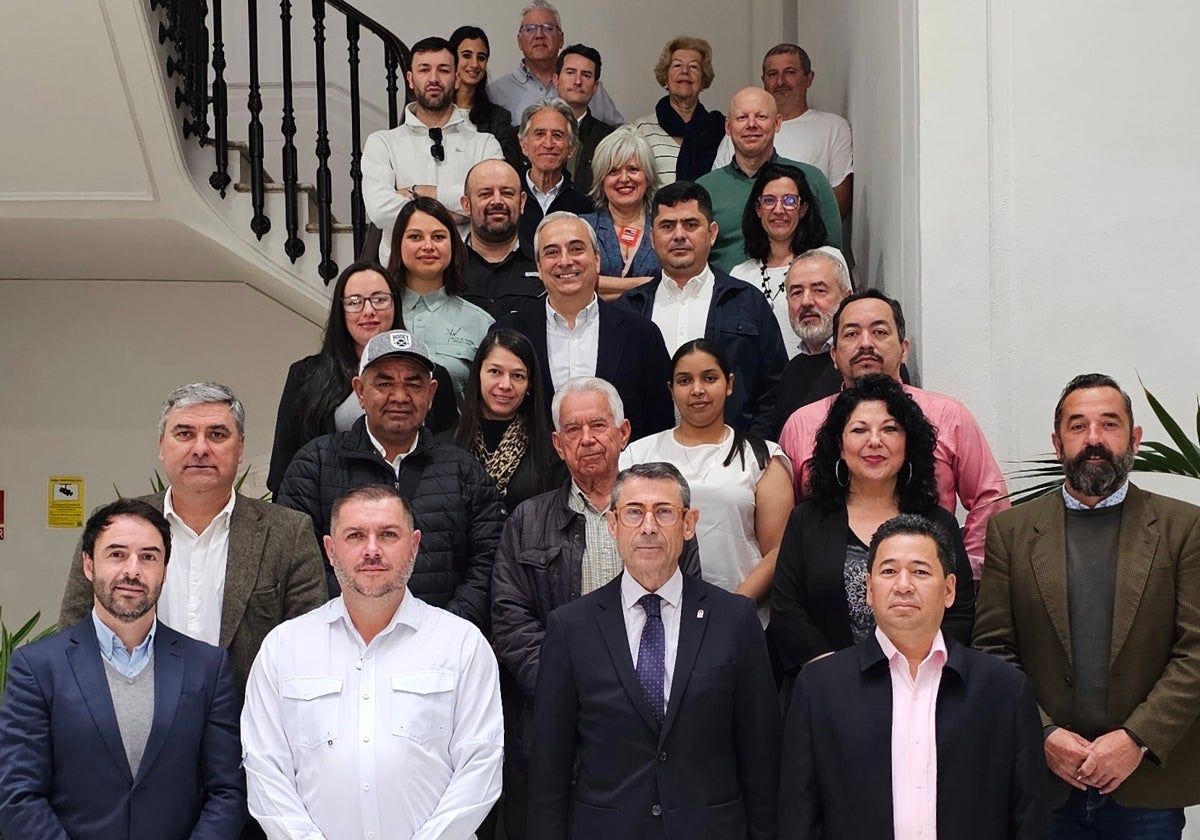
[0,618,246,840]
[581,211,660,279]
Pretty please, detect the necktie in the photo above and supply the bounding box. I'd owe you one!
[636,593,665,722]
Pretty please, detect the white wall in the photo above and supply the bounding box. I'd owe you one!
[0,280,319,626]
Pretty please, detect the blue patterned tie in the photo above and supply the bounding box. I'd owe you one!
[636,593,665,722]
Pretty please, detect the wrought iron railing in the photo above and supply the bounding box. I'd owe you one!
[153,0,411,283]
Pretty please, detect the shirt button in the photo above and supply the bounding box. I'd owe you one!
[657,751,668,762]
[362,692,370,699]
[356,660,363,670]
[362,735,370,742]
[363,783,371,791]
[651,805,662,817]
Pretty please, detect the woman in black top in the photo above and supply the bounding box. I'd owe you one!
[450,26,522,170]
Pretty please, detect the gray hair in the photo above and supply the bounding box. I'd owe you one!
[533,210,600,256]
[520,0,561,28]
[790,246,852,293]
[551,376,625,431]
[762,42,812,75]
[588,126,664,212]
[518,97,579,150]
[158,382,246,438]
[610,462,692,510]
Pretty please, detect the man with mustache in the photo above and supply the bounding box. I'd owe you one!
[0,499,246,838]
[976,374,1200,837]
[460,159,544,318]
[362,36,502,266]
[778,289,1009,578]
[242,484,503,839]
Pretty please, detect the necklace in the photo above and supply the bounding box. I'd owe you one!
[758,257,795,303]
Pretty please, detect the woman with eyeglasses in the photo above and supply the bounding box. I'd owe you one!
[267,260,459,497]
[449,26,523,170]
[387,196,494,406]
[620,339,793,625]
[730,162,842,358]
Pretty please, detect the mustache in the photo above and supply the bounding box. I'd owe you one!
[852,348,881,363]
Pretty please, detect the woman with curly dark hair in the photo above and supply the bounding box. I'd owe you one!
[769,373,975,681]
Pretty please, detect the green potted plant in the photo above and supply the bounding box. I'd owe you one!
[0,608,57,700]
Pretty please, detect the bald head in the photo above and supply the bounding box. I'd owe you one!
[727,86,781,162]
[462,159,525,245]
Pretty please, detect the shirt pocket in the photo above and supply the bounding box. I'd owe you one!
[391,669,455,744]
[281,675,343,749]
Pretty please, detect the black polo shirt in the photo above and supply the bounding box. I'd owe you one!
[461,240,545,319]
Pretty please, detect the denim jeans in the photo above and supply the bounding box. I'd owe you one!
[1053,788,1185,839]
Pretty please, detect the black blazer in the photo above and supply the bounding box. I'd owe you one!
[528,573,780,840]
[517,170,595,252]
[494,299,674,441]
[770,500,976,674]
[780,634,1049,839]
[571,112,617,196]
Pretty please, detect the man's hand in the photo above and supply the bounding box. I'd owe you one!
[1079,729,1144,794]
[1044,727,1092,790]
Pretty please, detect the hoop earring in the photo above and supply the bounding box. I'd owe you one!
[835,458,849,488]
[903,461,913,488]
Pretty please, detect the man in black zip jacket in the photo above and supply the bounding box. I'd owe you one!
[277,330,503,633]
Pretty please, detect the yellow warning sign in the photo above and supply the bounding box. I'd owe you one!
[48,476,85,528]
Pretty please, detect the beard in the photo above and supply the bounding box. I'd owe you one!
[94,576,160,623]
[790,306,835,347]
[414,86,450,113]
[333,557,413,600]
[1062,442,1135,499]
[473,205,518,243]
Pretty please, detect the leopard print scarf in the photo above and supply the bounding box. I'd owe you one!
[471,414,528,498]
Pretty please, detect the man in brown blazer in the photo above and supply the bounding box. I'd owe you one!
[975,373,1200,838]
[59,382,327,699]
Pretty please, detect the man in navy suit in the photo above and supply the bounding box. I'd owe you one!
[495,211,674,441]
[527,462,780,839]
[0,498,245,840]
[779,514,1048,839]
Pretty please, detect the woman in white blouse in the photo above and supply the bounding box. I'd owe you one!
[620,338,793,623]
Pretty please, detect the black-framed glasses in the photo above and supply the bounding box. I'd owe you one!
[429,127,445,163]
[615,504,686,528]
[758,194,803,210]
[341,293,394,312]
[519,23,560,35]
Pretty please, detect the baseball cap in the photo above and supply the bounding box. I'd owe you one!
[358,330,436,375]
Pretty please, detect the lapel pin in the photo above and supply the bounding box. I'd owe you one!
[696,609,704,619]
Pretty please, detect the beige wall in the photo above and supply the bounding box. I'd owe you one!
[0,279,320,626]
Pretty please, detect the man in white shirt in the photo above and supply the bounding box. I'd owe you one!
[242,484,503,840]
[780,513,1048,838]
[362,36,502,266]
[712,44,854,218]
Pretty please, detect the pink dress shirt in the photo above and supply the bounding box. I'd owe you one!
[778,384,1010,576]
[876,627,947,840]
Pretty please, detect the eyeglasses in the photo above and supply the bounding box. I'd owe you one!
[614,504,687,528]
[341,293,394,312]
[519,23,561,35]
[758,194,803,210]
[429,127,444,163]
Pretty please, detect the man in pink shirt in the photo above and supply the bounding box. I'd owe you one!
[779,513,1048,838]
[777,289,1008,577]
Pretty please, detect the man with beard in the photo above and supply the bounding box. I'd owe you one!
[0,499,246,838]
[242,485,503,839]
[362,36,502,267]
[460,159,544,318]
[976,374,1200,837]
[778,289,1008,578]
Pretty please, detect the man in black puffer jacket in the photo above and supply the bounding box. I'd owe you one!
[277,330,502,633]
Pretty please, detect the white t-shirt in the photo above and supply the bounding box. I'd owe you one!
[713,109,853,187]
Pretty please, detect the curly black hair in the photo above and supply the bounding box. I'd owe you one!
[804,373,939,512]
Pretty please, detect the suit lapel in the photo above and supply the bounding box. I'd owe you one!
[135,629,184,783]
[1110,487,1159,665]
[661,576,708,740]
[220,495,263,648]
[1028,496,1074,664]
[66,622,133,782]
[594,304,629,385]
[594,575,661,734]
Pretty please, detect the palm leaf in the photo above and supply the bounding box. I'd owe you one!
[1139,379,1200,475]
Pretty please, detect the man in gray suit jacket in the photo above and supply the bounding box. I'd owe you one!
[59,382,327,699]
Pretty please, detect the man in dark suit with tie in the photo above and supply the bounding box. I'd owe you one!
[976,373,1200,836]
[780,513,1049,839]
[495,212,674,441]
[0,498,245,839]
[527,461,779,840]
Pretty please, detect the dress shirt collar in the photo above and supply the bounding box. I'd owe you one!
[163,485,236,536]
[525,170,565,204]
[546,293,599,330]
[1061,480,1129,510]
[567,480,609,515]
[516,60,553,92]
[620,566,684,611]
[874,626,947,676]
[730,149,780,179]
[92,607,157,677]
[659,264,714,301]
[326,589,422,646]
[402,284,449,312]
[366,424,420,470]
[797,335,835,356]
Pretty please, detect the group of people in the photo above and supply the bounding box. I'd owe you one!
[2,3,1200,840]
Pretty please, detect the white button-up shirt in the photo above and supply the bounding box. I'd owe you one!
[159,487,235,645]
[525,170,565,215]
[545,294,601,391]
[241,593,503,840]
[651,266,714,356]
[621,568,683,702]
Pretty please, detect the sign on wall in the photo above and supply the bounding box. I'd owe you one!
[48,476,84,528]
